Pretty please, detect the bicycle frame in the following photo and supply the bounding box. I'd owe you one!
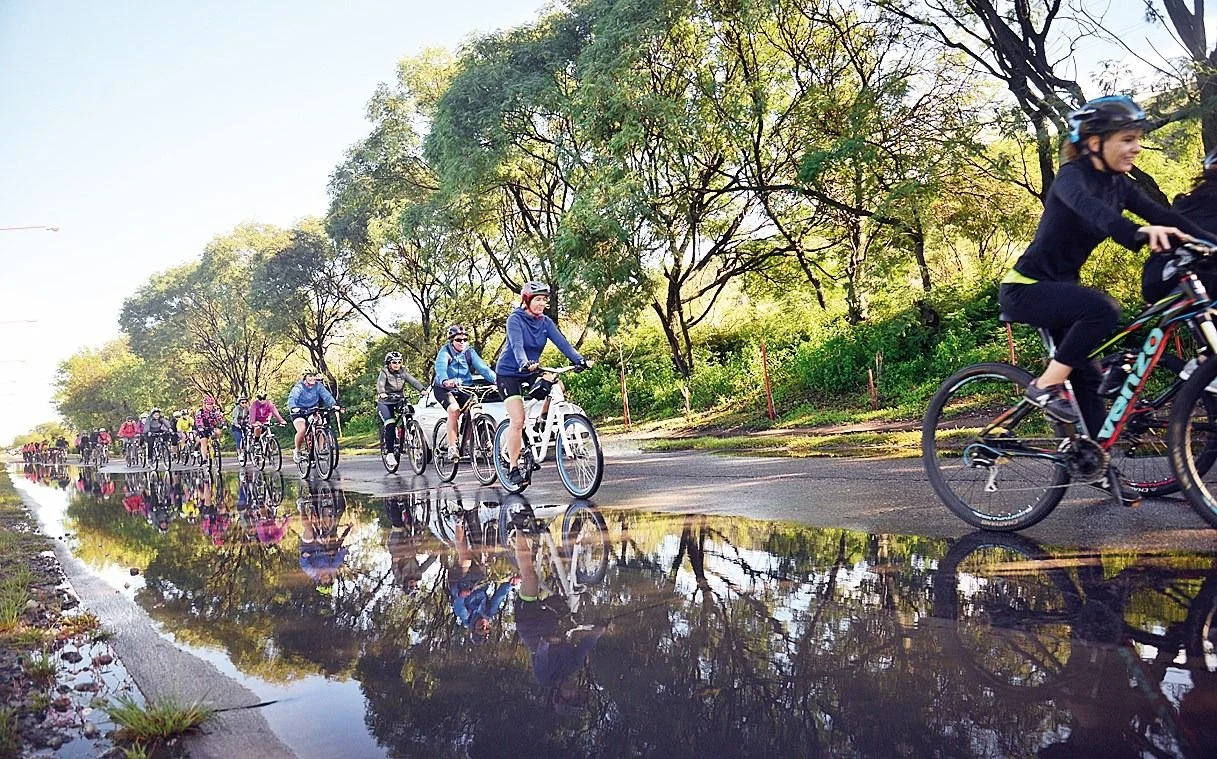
[522,372,580,464]
[996,265,1217,451]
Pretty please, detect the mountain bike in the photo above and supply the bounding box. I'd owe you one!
[499,498,610,615]
[923,240,1217,530]
[294,407,341,480]
[432,384,498,484]
[379,393,428,475]
[243,423,283,472]
[931,531,1217,756]
[492,365,604,497]
[95,442,109,467]
[122,438,145,468]
[147,432,175,473]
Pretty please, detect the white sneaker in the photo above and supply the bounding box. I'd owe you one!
[447,446,460,461]
[292,449,300,464]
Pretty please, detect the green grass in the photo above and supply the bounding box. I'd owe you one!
[59,611,102,637]
[22,652,57,685]
[641,430,924,458]
[0,706,18,759]
[106,695,214,743]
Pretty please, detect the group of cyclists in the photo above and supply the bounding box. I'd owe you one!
[24,280,587,487]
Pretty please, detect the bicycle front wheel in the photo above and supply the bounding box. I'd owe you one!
[315,428,337,480]
[556,414,603,498]
[266,435,282,472]
[471,414,497,485]
[922,362,1069,531]
[432,421,458,482]
[1168,357,1217,528]
[382,425,401,474]
[562,502,609,585]
[406,420,428,475]
[492,420,530,494]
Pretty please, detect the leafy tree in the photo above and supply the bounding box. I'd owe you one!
[120,224,295,399]
[251,218,386,390]
[53,338,168,432]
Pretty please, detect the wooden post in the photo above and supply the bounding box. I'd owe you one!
[761,339,776,420]
[1005,322,1017,364]
[618,348,632,430]
[867,368,878,409]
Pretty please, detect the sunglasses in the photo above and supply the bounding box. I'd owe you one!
[389,360,402,364]
[453,338,469,343]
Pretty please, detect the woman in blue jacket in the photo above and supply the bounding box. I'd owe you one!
[286,369,340,465]
[434,324,496,459]
[494,282,587,486]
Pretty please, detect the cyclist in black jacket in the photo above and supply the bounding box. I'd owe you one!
[999,97,1207,428]
[1142,145,1217,302]
[998,96,1209,503]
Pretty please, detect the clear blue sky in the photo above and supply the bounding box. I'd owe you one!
[0,0,551,443]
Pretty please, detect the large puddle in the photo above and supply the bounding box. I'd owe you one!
[12,463,1217,757]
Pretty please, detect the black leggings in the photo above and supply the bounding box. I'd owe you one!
[998,282,1119,436]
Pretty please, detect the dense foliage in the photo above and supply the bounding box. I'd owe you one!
[32,0,1217,441]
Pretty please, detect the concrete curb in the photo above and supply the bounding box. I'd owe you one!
[11,481,295,759]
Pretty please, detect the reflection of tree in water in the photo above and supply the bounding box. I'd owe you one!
[44,477,1217,757]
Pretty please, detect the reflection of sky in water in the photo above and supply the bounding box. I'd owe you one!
[13,473,146,596]
[12,465,1217,758]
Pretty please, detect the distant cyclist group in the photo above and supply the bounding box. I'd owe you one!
[27,280,601,494]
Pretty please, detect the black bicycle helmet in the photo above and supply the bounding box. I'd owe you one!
[447,324,468,340]
[1067,95,1148,144]
[521,281,551,303]
[384,351,403,365]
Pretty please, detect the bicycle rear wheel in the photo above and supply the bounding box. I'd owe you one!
[1168,358,1217,527]
[471,414,497,485]
[562,502,609,585]
[922,362,1070,531]
[406,419,428,475]
[556,413,603,498]
[932,531,1080,697]
[432,421,458,482]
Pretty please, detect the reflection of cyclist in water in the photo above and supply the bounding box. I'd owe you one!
[385,496,436,594]
[296,482,351,589]
[510,528,608,716]
[445,517,514,642]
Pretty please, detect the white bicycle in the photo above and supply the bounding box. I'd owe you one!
[492,365,604,497]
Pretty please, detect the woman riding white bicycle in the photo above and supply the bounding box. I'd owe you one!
[494,282,589,487]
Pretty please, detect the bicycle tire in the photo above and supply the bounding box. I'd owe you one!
[1109,351,1217,496]
[561,502,609,585]
[266,435,282,472]
[406,419,427,475]
[556,413,603,498]
[932,531,1082,698]
[316,428,336,480]
[1168,357,1217,528]
[297,432,313,479]
[432,421,458,482]
[922,362,1069,531]
[209,441,222,472]
[492,419,531,494]
[471,414,497,485]
[382,424,401,474]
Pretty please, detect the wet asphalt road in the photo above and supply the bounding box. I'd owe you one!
[281,445,1217,552]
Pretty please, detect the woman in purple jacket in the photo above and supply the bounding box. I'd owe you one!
[493,282,588,486]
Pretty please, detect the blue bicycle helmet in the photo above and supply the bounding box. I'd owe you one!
[1067,95,1148,144]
